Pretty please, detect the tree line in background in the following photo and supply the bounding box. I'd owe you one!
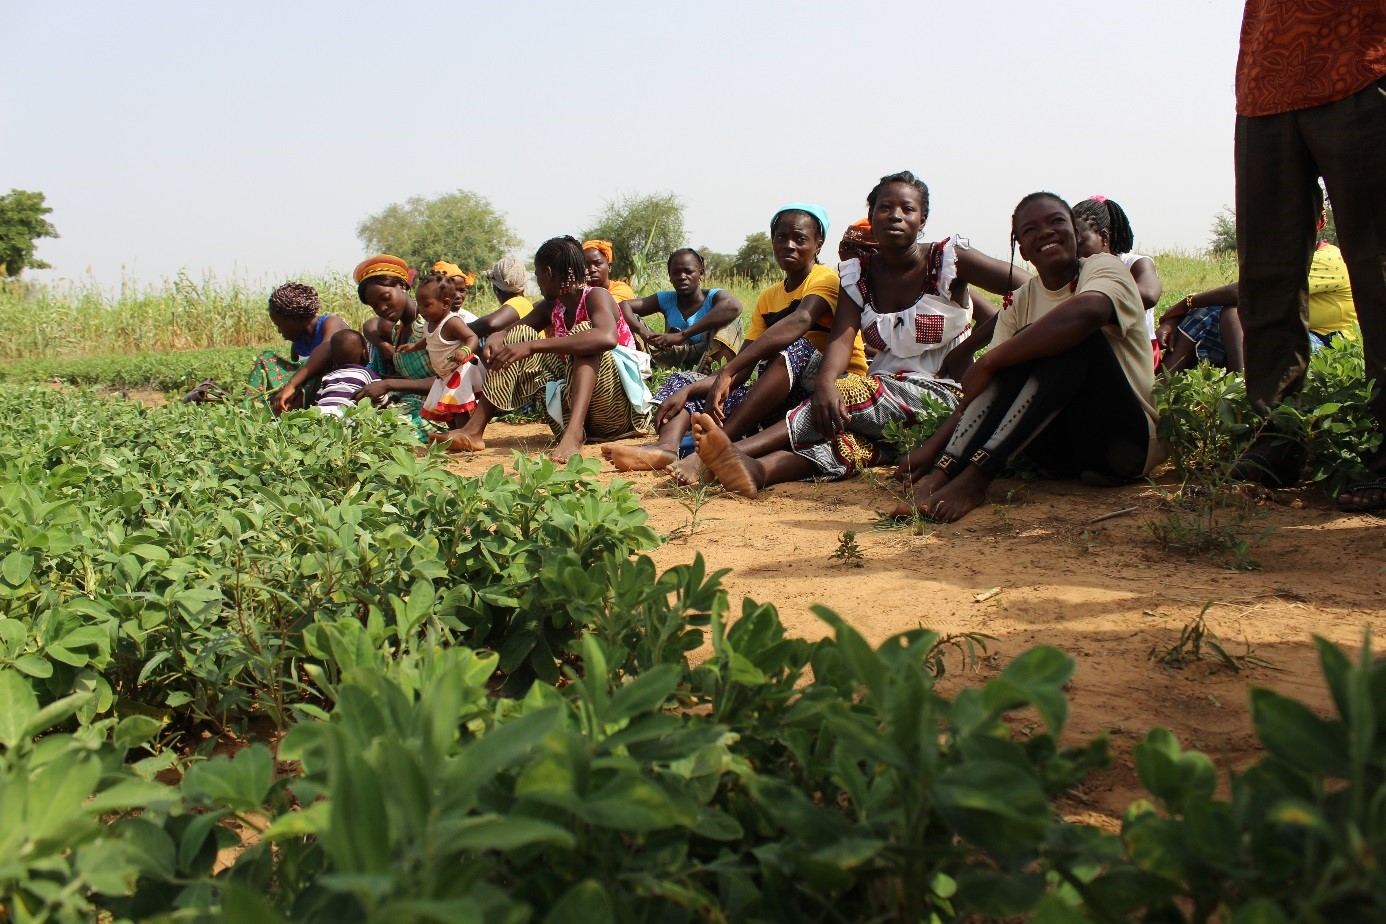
[3,182,1339,286]
[356,188,781,290]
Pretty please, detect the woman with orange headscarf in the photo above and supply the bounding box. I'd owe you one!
[433,261,478,314]
[582,240,637,303]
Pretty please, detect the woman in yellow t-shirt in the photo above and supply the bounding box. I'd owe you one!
[604,202,865,476]
[681,172,1026,496]
[469,256,534,346]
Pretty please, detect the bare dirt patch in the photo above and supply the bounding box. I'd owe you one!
[446,422,1386,820]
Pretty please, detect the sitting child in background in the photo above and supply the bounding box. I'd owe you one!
[315,330,384,417]
[397,273,486,425]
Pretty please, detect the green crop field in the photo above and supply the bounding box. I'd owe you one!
[0,251,1383,921]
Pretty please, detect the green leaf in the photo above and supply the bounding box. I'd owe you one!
[982,646,1073,735]
[182,744,274,811]
[934,759,1051,856]
[1230,898,1291,924]
[440,815,575,852]
[580,775,689,832]
[1,551,33,586]
[0,669,39,747]
[1250,687,1350,776]
[544,879,614,924]
[11,654,52,678]
[113,715,163,751]
[605,664,680,725]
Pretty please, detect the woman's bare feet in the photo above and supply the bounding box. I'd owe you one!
[603,443,678,472]
[924,465,993,523]
[692,413,765,498]
[548,439,584,464]
[435,430,484,453]
[666,454,709,486]
[890,467,952,518]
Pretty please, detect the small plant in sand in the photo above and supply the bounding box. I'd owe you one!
[830,530,865,568]
[1150,604,1276,673]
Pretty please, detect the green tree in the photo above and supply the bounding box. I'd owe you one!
[1208,206,1236,255]
[0,189,59,277]
[1208,198,1338,255]
[733,232,777,282]
[580,191,686,285]
[696,246,734,280]
[356,189,522,277]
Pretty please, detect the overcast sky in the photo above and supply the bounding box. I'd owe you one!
[2,0,1244,290]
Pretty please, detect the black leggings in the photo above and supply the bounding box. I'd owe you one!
[944,332,1148,479]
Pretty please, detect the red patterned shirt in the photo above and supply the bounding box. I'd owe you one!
[1236,1,1386,117]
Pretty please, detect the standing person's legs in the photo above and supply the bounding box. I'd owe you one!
[1231,109,1320,485]
[1235,110,1321,414]
[1306,78,1386,503]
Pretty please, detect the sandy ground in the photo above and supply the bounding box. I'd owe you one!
[445,421,1386,821]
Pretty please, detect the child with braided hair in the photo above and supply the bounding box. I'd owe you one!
[399,273,486,423]
[250,282,349,412]
[1073,196,1163,365]
[435,236,653,462]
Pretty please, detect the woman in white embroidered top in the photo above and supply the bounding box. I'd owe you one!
[893,191,1164,523]
[685,171,1025,497]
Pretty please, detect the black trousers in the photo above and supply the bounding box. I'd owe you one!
[943,332,1149,480]
[1235,77,1386,471]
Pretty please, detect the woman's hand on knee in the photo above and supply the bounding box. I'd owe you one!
[810,381,847,436]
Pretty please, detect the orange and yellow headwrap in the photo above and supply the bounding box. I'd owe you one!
[582,240,614,263]
[432,261,477,286]
[353,254,411,286]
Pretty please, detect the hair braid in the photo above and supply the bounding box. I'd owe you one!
[535,235,587,290]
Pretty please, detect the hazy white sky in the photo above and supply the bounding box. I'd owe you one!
[3,0,1244,289]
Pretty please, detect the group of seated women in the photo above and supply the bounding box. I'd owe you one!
[257,171,1182,523]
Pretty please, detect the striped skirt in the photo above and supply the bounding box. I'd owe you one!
[482,324,653,441]
[787,371,962,479]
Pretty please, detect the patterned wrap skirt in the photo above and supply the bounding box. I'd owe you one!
[645,316,747,371]
[787,371,963,479]
[482,323,653,441]
[651,335,821,423]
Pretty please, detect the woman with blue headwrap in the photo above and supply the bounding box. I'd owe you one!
[605,202,869,478]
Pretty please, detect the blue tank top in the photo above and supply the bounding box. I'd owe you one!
[654,289,722,345]
[291,314,336,361]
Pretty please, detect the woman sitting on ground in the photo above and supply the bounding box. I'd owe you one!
[603,203,867,476]
[1160,211,1355,375]
[1073,196,1162,364]
[889,192,1162,523]
[582,240,637,304]
[435,236,653,462]
[259,282,350,412]
[620,248,744,370]
[682,171,1024,496]
[1155,283,1245,374]
[334,255,446,438]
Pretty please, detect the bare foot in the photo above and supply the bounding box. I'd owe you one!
[692,413,764,498]
[436,431,484,453]
[548,439,584,464]
[666,453,709,486]
[889,467,952,518]
[603,443,678,472]
[925,465,993,523]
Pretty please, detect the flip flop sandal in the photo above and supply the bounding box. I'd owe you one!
[1335,480,1386,512]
